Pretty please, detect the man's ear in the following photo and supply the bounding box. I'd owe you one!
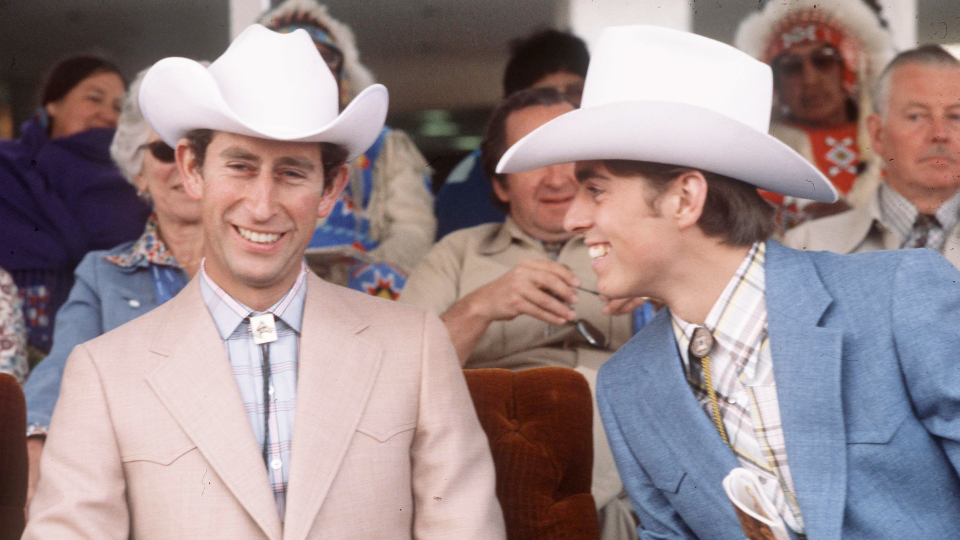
[866,112,885,161]
[672,170,708,231]
[176,140,204,201]
[491,176,510,204]
[317,164,350,219]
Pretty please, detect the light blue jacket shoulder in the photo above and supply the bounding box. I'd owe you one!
[23,242,173,432]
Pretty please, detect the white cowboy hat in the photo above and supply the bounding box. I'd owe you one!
[138,24,387,161]
[497,25,837,202]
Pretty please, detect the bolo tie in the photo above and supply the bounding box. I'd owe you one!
[248,313,279,467]
[689,326,729,445]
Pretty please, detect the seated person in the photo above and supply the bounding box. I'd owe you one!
[401,86,639,540]
[260,0,435,299]
[21,69,203,510]
[434,29,590,240]
[0,55,150,357]
[0,267,28,384]
[786,45,960,269]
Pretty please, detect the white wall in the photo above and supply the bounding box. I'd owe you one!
[230,0,272,38]
[560,0,692,51]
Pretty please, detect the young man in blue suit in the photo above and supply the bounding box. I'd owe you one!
[496,25,960,540]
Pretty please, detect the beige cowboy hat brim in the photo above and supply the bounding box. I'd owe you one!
[497,99,838,203]
[139,56,388,161]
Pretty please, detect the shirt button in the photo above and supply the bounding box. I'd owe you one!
[729,396,738,405]
[270,459,282,470]
[128,299,141,308]
[268,385,275,396]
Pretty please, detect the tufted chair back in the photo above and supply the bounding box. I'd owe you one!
[464,367,600,540]
[0,373,26,539]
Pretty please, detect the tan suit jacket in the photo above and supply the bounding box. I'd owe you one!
[784,186,960,269]
[24,274,505,540]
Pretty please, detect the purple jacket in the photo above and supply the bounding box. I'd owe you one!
[0,115,149,352]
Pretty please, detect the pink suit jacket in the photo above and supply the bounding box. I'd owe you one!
[24,273,505,540]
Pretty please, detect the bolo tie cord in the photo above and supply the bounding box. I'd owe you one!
[260,342,272,466]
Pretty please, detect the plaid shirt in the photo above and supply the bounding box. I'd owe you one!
[878,182,960,251]
[671,242,804,534]
[199,260,307,520]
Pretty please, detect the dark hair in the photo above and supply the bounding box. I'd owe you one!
[873,45,960,115]
[41,55,126,106]
[184,129,350,189]
[503,29,589,98]
[601,160,776,246]
[480,87,575,212]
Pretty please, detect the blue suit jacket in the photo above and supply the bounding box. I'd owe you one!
[23,242,185,432]
[597,241,960,540]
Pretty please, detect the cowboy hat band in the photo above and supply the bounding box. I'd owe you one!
[497,25,837,203]
[139,24,388,161]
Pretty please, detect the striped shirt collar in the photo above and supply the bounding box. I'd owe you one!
[877,182,960,245]
[672,241,766,382]
[198,259,308,340]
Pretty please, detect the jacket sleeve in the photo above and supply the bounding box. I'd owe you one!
[597,376,697,540]
[22,343,130,539]
[23,253,106,434]
[891,249,960,471]
[410,311,506,540]
[367,129,437,274]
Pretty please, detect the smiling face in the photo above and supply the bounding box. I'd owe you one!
[45,71,126,139]
[137,133,201,226]
[179,131,347,306]
[870,63,960,197]
[564,161,682,300]
[493,102,578,242]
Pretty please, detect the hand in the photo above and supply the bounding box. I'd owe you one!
[601,296,649,315]
[803,200,852,220]
[463,259,581,326]
[26,436,44,520]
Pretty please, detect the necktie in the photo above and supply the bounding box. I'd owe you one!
[248,313,278,467]
[910,214,938,248]
[690,326,729,445]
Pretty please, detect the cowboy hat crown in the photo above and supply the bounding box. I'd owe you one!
[139,24,387,160]
[497,25,836,202]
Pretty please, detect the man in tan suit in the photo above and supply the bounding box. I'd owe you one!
[23,25,504,540]
[786,45,960,267]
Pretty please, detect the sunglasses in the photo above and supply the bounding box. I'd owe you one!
[773,46,843,79]
[141,140,175,163]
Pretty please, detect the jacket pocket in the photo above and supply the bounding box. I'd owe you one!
[356,421,417,443]
[121,441,198,465]
[650,468,687,495]
[846,411,908,444]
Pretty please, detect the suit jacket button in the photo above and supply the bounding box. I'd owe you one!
[128,299,141,308]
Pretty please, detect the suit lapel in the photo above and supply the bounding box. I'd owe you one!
[765,241,845,540]
[282,276,384,540]
[633,313,742,523]
[146,279,283,540]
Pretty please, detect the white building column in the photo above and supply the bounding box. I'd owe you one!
[558,0,692,51]
[230,0,272,39]
[878,0,917,50]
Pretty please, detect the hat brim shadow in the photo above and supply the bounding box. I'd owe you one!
[497,101,838,203]
[139,57,388,161]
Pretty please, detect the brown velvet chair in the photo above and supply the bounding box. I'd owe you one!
[464,367,601,540]
[0,373,27,540]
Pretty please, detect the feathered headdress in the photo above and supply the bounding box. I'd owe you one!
[735,0,895,98]
[258,0,375,107]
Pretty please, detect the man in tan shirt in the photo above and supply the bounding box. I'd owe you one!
[786,45,960,267]
[401,87,639,540]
